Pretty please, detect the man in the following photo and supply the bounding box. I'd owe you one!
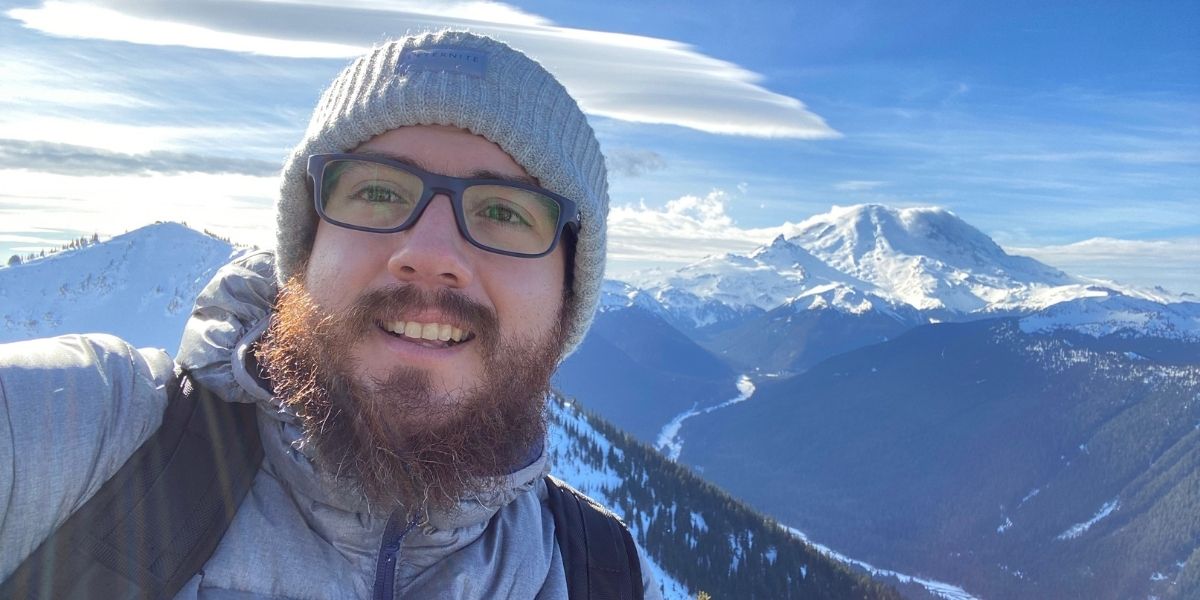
[0,30,661,599]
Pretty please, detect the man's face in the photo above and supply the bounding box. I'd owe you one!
[260,124,571,514]
[304,124,568,405]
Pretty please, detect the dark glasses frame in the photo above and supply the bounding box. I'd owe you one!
[307,153,580,258]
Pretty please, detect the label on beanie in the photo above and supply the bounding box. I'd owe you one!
[397,47,488,78]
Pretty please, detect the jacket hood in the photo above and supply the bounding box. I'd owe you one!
[175,250,549,527]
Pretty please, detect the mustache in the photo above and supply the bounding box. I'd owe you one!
[335,284,501,353]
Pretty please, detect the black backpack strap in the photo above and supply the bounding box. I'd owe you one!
[544,475,644,600]
[1,373,263,600]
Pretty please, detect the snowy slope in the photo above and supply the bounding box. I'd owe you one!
[0,222,246,351]
[638,235,875,328]
[599,279,669,314]
[548,398,692,599]
[1019,294,1200,341]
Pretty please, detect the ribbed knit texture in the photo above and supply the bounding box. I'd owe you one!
[276,31,608,357]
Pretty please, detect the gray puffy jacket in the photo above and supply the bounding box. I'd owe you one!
[0,251,661,599]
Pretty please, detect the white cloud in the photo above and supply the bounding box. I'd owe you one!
[1,53,156,110]
[0,169,278,251]
[833,180,886,192]
[8,0,839,139]
[0,117,294,156]
[9,2,364,58]
[607,190,800,278]
[1008,237,1200,296]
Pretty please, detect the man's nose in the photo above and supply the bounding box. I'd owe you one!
[386,194,473,289]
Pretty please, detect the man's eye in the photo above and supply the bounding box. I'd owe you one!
[481,204,531,226]
[351,185,407,204]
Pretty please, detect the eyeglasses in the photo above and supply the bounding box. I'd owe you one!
[308,153,579,258]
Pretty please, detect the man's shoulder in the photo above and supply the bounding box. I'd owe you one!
[1,332,173,374]
[0,333,177,418]
[0,333,178,582]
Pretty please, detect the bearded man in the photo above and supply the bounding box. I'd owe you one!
[0,30,661,599]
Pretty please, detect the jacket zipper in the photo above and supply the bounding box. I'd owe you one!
[372,512,418,600]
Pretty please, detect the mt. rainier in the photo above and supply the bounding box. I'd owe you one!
[632,204,1184,327]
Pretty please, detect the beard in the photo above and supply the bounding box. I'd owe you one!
[256,276,567,518]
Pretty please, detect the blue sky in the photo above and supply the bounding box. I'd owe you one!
[2,0,1197,293]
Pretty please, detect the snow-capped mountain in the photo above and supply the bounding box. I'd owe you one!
[598,279,669,314]
[627,204,1185,331]
[784,204,1166,317]
[0,222,245,350]
[635,233,890,329]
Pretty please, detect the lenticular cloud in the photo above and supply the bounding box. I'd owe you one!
[9,0,840,139]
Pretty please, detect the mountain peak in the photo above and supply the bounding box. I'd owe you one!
[0,222,244,350]
[796,204,1002,264]
[787,204,1077,314]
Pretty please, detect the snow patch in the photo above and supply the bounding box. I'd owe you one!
[997,517,1013,534]
[783,524,979,600]
[1057,499,1120,540]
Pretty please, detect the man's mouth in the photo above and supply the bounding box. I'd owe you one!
[379,320,474,349]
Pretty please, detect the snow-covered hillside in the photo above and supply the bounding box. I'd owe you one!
[548,398,692,599]
[1019,294,1200,341]
[0,222,246,351]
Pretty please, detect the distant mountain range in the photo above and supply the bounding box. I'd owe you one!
[553,203,1199,600]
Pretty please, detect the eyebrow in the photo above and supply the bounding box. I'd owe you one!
[353,149,540,187]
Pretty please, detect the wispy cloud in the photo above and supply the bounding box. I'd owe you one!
[1007,237,1200,295]
[606,149,667,178]
[833,180,886,192]
[607,190,799,277]
[0,115,296,157]
[8,0,839,139]
[0,139,279,177]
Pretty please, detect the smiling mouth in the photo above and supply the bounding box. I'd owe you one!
[379,320,475,349]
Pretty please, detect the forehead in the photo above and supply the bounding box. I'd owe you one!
[352,125,535,184]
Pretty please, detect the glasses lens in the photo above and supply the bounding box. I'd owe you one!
[462,185,562,255]
[321,159,423,230]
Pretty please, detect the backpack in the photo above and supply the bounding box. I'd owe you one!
[1,374,644,600]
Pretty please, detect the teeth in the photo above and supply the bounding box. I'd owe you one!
[420,322,439,340]
[384,320,469,344]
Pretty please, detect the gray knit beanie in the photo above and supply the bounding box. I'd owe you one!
[276,30,608,357]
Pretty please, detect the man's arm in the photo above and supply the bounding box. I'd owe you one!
[0,334,176,579]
